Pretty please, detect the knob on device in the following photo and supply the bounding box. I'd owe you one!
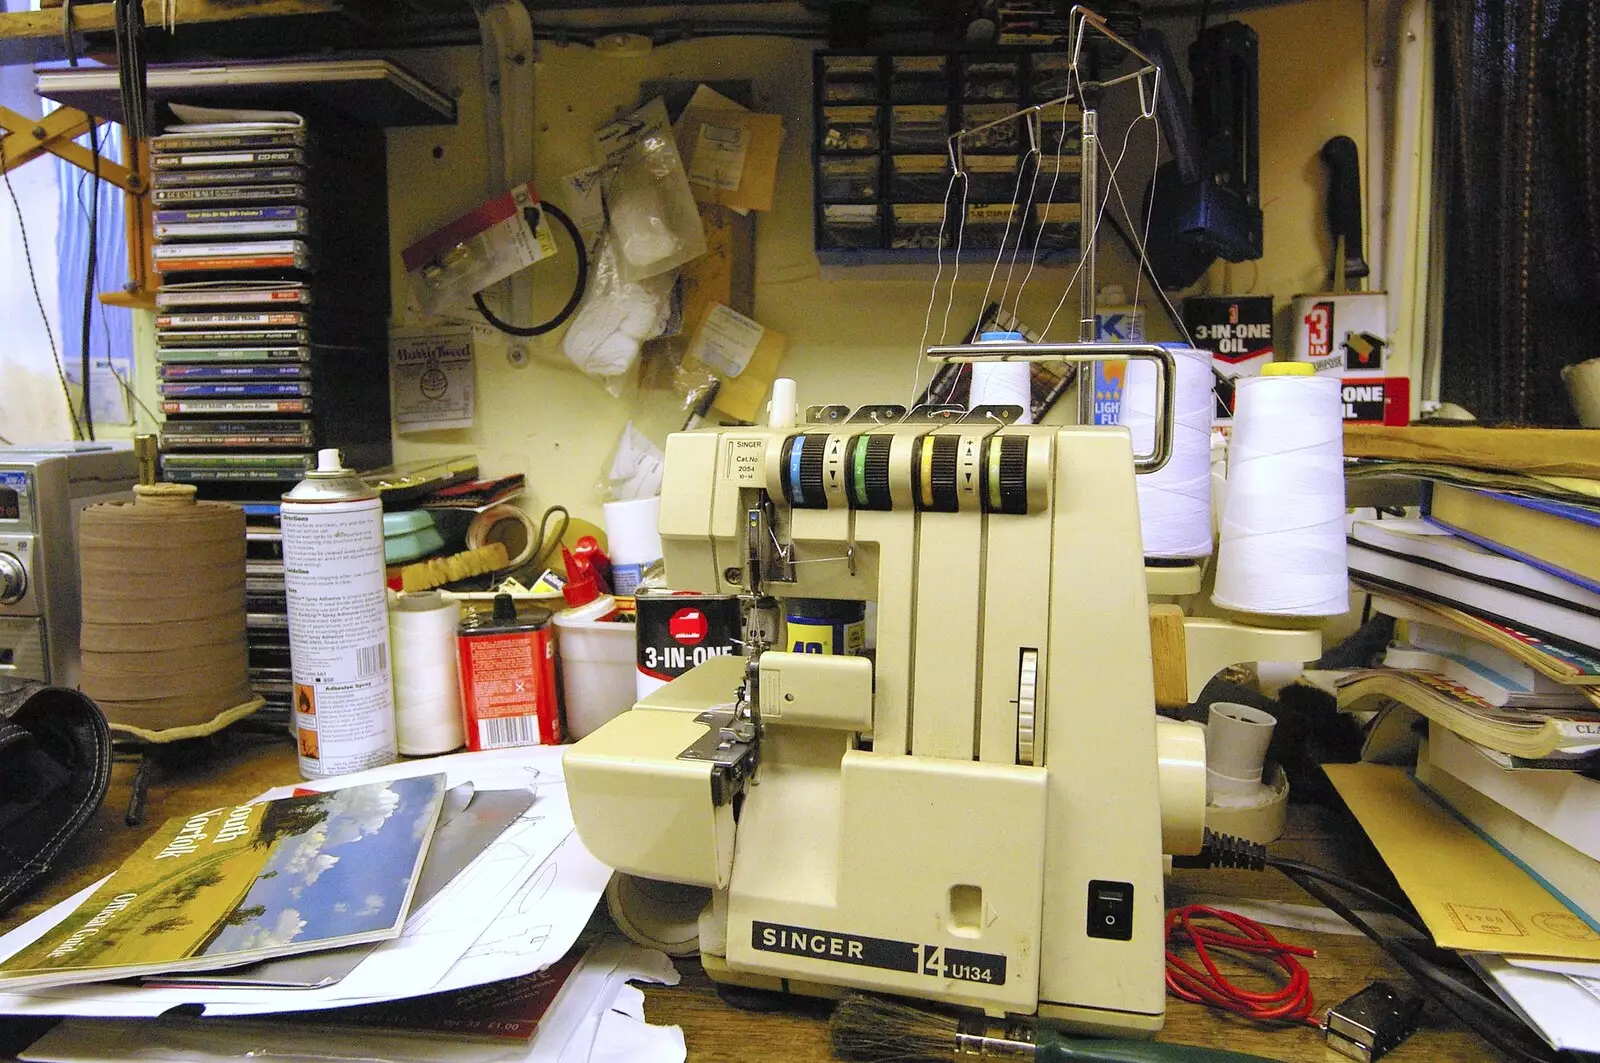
[981,434,1031,515]
[0,553,26,605]
[779,433,832,510]
[845,434,894,511]
[913,435,961,512]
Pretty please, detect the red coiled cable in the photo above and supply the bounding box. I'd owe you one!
[1165,904,1321,1026]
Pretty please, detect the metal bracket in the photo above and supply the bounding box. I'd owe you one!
[925,341,1178,474]
[681,708,758,806]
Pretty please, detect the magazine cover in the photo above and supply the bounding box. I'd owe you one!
[0,774,446,990]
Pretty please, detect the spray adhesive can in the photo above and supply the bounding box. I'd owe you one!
[281,448,397,778]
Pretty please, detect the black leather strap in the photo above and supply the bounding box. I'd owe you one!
[0,718,35,756]
[0,680,112,915]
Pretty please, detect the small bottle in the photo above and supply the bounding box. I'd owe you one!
[559,546,620,622]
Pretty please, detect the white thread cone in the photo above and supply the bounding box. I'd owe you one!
[1213,372,1347,616]
[1120,345,1213,558]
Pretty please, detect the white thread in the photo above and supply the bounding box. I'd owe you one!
[1212,375,1349,616]
[1041,110,1150,340]
[976,153,1032,335]
[996,139,1044,314]
[1119,346,1212,557]
[1131,119,1159,313]
[969,361,1034,424]
[936,175,969,346]
[1010,95,1077,320]
[389,591,465,756]
[912,170,965,404]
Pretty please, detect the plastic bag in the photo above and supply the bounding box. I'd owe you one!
[594,98,707,284]
[601,421,667,501]
[561,235,675,395]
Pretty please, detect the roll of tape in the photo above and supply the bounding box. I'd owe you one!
[77,484,257,737]
[466,504,538,569]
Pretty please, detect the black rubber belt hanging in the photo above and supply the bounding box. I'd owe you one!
[472,201,590,338]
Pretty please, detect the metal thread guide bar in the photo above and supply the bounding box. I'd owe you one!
[923,343,1177,474]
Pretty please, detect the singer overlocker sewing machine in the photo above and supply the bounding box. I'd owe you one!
[565,345,1321,1036]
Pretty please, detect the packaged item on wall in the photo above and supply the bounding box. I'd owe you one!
[399,182,558,317]
[1287,291,1407,424]
[594,97,708,283]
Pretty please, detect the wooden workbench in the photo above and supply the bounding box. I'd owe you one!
[0,735,1501,1063]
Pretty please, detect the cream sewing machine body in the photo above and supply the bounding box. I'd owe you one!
[565,390,1316,1035]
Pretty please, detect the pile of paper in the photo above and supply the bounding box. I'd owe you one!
[20,937,684,1063]
[0,748,680,1062]
[1324,762,1600,1056]
[1466,954,1600,1055]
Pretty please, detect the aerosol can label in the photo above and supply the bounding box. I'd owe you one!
[281,496,397,778]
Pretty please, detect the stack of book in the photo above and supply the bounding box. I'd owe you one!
[1339,431,1600,931]
[152,112,316,487]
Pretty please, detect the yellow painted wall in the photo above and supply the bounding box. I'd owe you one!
[374,0,1368,528]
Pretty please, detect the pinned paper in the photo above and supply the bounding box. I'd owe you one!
[689,123,748,191]
[674,85,783,213]
[709,327,787,423]
[1325,763,1600,960]
[391,327,476,432]
[681,305,787,423]
[688,304,764,379]
[559,165,606,235]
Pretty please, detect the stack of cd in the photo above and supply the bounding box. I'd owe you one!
[153,112,315,488]
[243,507,292,726]
[150,104,397,719]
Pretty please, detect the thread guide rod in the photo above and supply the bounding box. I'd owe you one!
[923,342,1177,474]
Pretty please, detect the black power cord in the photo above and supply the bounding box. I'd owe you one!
[472,201,588,338]
[80,117,101,441]
[1177,830,1564,1063]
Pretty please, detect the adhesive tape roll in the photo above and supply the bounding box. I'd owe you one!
[77,486,257,737]
[466,505,537,570]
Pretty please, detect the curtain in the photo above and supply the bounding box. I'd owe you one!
[53,113,136,428]
[1435,0,1599,424]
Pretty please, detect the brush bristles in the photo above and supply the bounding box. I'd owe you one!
[831,994,963,1062]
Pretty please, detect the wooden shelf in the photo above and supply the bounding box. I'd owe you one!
[0,0,345,43]
[99,290,158,311]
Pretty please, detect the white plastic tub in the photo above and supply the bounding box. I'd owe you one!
[555,615,637,740]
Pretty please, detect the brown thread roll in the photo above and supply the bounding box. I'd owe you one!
[78,483,259,736]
